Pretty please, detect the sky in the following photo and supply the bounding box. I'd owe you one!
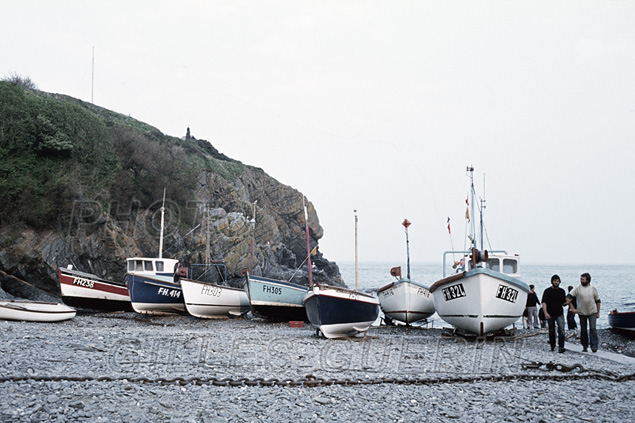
[2,1,635,267]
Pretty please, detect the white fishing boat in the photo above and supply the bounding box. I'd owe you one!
[0,300,76,322]
[377,219,435,325]
[378,277,434,325]
[181,263,250,319]
[429,167,529,336]
[304,208,379,339]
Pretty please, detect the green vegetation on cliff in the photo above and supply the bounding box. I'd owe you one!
[0,80,245,231]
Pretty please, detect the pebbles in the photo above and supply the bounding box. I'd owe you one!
[0,313,633,422]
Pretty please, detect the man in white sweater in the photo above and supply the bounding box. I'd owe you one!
[567,273,601,352]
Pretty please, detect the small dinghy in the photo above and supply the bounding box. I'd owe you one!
[0,300,76,322]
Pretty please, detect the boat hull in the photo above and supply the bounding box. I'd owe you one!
[303,285,380,339]
[0,300,76,322]
[430,268,529,336]
[181,278,249,319]
[58,267,132,311]
[245,275,308,321]
[608,310,635,338]
[126,274,185,315]
[377,278,435,324]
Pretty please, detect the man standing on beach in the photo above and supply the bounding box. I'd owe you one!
[526,285,540,329]
[567,273,601,352]
[542,275,567,353]
[566,285,578,333]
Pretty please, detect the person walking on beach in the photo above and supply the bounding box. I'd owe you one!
[526,285,540,329]
[538,307,547,328]
[567,273,601,352]
[566,285,578,332]
[542,275,567,353]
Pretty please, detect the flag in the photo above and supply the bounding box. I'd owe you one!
[465,207,470,222]
[311,246,318,256]
[447,217,451,234]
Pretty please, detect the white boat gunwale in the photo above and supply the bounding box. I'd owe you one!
[430,267,529,293]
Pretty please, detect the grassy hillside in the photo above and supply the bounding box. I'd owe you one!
[0,80,245,232]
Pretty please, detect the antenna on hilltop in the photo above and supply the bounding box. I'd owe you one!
[91,47,95,104]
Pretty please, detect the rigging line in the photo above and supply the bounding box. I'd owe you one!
[286,252,311,284]
[163,224,201,254]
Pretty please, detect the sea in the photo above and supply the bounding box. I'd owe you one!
[337,261,635,330]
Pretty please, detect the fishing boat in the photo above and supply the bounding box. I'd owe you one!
[243,200,308,321]
[244,275,308,321]
[181,262,250,319]
[429,166,529,336]
[0,300,76,322]
[377,219,435,325]
[58,265,132,311]
[608,310,635,338]
[125,189,184,315]
[304,208,379,339]
[126,257,184,315]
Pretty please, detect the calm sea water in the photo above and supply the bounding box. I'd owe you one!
[337,261,635,329]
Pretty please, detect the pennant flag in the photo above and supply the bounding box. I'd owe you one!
[447,217,451,234]
[310,246,318,256]
[465,207,470,222]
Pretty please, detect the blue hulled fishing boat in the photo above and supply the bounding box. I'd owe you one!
[304,208,379,338]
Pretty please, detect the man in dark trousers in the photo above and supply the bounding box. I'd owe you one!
[567,273,601,352]
[526,285,541,329]
[542,274,568,353]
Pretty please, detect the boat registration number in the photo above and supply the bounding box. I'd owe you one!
[496,285,519,303]
[442,283,466,301]
[73,277,95,289]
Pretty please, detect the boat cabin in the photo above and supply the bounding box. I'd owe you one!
[444,250,521,278]
[126,257,180,277]
[481,254,521,278]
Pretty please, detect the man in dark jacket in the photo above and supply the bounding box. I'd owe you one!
[525,285,540,329]
[542,274,568,353]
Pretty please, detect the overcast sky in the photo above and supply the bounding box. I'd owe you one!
[3,1,635,267]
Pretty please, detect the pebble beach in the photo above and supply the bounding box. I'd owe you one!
[1,312,633,423]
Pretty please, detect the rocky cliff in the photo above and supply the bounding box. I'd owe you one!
[0,80,343,300]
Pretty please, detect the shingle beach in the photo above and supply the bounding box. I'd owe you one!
[1,312,633,422]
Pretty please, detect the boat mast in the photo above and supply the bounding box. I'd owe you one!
[479,173,486,251]
[205,205,210,264]
[355,210,358,291]
[249,200,257,274]
[303,197,314,288]
[158,188,166,258]
[402,219,411,280]
[467,166,477,250]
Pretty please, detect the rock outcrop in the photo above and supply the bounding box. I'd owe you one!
[0,81,343,299]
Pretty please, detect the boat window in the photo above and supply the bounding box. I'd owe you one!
[487,259,500,272]
[503,259,518,274]
[156,261,164,272]
[144,261,153,271]
[135,260,144,271]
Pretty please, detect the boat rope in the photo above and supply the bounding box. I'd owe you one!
[1,366,633,387]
